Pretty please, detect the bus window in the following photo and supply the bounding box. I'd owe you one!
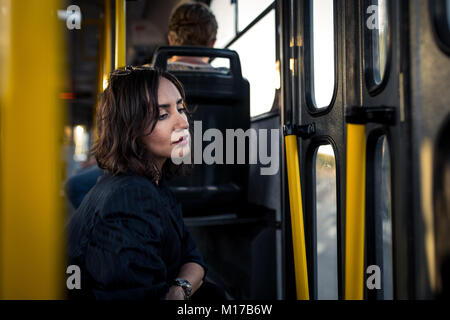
[447,0,450,26]
[314,144,338,299]
[73,125,90,163]
[229,9,276,117]
[208,57,231,70]
[238,0,274,31]
[364,0,389,92]
[210,0,236,48]
[308,0,335,110]
[431,0,450,54]
[374,135,393,299]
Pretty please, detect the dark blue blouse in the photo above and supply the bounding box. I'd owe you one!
[66,171,207,300]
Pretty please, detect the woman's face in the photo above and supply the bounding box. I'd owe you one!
[142,77,190,169]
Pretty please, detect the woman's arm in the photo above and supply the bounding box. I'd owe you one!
[79,184,172,300]
[165,262,205,300]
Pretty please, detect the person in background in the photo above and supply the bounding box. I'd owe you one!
[166,1,218,71]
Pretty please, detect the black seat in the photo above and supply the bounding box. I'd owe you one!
[152,46,250,217]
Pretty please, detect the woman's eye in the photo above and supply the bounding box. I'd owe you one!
[177,108,186,114]
[159,113,168,120]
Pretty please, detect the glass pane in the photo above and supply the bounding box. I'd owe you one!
[73,125,90,162]
[374,136,393,299]
[315,145,338,299]
[210,0,236,48]
[238,0,274,31]
[167,56,230,73]
[366,0,389,87]
[311,0,335,109]
[447,0,450,28]
[229,10,276,117]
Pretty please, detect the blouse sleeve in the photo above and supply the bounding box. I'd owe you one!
[84,184,170,300]
[180,220,208,279]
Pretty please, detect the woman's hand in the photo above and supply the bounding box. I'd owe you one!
[176,262,205,296]
[165,285,186,300]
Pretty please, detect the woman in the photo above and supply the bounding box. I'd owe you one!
[67,66,206,300]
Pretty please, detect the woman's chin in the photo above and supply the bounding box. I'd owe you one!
[170,144,191,163]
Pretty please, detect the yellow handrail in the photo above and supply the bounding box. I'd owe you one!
[103,0,112,88]
[115,0,126,69]
[0,0,65,299]
[344,123,366,300]
[93,0,112,140]
[284,134,310,300]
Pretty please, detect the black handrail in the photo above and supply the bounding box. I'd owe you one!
[152,46,243,80]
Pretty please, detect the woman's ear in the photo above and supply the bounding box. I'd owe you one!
[168,32,176,45]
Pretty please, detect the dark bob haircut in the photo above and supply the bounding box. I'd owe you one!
[92,66,190,182]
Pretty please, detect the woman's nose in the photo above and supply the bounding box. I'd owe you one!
[175,112,189,130]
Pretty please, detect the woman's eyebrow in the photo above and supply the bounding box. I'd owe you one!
[158,98,184,109]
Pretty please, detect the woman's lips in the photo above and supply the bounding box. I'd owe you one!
[173,135,189,145]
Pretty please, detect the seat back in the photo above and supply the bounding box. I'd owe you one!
[152,46,250,216]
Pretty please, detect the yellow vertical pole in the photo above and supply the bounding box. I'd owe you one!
[103,0,112,90]
[93,0,112,140]
[345,123,366,300]
[115,0,126,69]
[0,0,65,299]
[284,135,310,300]
[92,0,112,142]
[96,23,104,119]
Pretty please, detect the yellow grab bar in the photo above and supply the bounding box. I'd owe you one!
[94,0,112,139]
[344,123,366,300]
[284,134,310,300]
[115,0,126,69]
[103,0,112,89]
[0,0,65,299]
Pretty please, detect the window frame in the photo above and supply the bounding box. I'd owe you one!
[305,138,341,300]
[303,0,339,115]
[430,0,450,56]
[365,130,394,300]
[362,0,393,96]
[213,1,278,120]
